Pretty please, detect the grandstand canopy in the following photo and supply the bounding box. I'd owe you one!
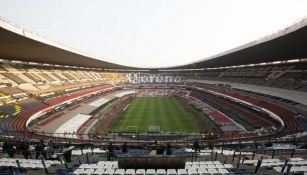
[1,17,307,70]
[171,18,307,69]
[0,19,135,69]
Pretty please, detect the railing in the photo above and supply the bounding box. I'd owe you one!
[0,129,305,146]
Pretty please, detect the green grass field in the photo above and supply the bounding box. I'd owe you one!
[108,97,200,133]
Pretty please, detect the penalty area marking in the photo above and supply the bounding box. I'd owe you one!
[148,125,160,133]
[125,126,138,133]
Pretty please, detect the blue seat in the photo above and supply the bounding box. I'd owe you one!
[55,168,74,174]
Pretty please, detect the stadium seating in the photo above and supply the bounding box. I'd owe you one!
[47,85,112,105]
[136,89,187,97]
[186,95,242,135]
[194,63,307,92]
[69,160,238,175]
[0,60,304,149]
[257,101,299,133]
[190,90,269,130]
[0,158,61,169]
[190,83,301,134]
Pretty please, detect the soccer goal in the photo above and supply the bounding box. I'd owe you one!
[125,126,138,133]
[148,125,161,133]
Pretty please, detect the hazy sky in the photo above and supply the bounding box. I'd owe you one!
[1,0,307,68]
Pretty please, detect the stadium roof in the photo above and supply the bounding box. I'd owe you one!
[0,18,135,69]
[171,17,307,69]
[1,17,307,70]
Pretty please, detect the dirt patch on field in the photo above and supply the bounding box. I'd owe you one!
[177,97,216,134]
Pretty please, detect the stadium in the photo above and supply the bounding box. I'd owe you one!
[1,4,307,175]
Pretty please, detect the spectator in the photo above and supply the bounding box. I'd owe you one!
[156,145,164,155]
[107,142,114,161]
[154,139,159,145]
[35,139,47,159]
[208,143,213,150]
[265,142,272,147]
[122,142,128,153]
[193,140,200,152]
[19,141,30,159]
[63,143,75,163]
[166,143,172,155]
[49,140,59,160]
[2,140,15,158]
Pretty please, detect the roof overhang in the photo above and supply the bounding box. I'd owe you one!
[1,17,307,70]
[0,18,137,69]
[168,17,307,69]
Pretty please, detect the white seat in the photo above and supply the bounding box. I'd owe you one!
[167,169,177,175]
[103,169,115,175]
[93,148,107,154]
[192,165,200,169]
[89,164,98,169]
[263,159,280,163]
[208,164,216,168]
[213,161,221,164]
[243,160,258,165]
[260,163,269,167]
[94,168,105,175]
[188,169,199,175]
[290,158,304,162]
[186,162,193,166]
[104,164,113,169]
[199,164,208,169]
[72,150,83,156]
[146,169,156,175]
[157,169,166,175]
[52,160,61,165]
[114,169,125,175]
[18,159,28,163]
[7,162,18,167]
[104,161,113,165]
[300,166,307,171]
[79,164,91,169]
[96,164,105,169]
[276,162,285,166]
[20,163,28,168]
[290,166,302,173]
[208,168,218,174]
[177,169,188,175]
[207,161,214,165]
[215,164,224,168]
[301,161,307,165]
[97,161,107,165]
[111,161,118,166]
[35,163,44,169]
[185,165,192,170]
[28,163,38,169]
[73,168,85,175]
[274,167,282,173]
[218,168,229,174]
[125,169,135,175]
[224,164,233,168]
[198,168,208,174]
[135,169,145,175]
[85,168,95,174]
[29,160,40,164]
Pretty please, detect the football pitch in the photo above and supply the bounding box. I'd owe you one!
[108,97,200,133]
